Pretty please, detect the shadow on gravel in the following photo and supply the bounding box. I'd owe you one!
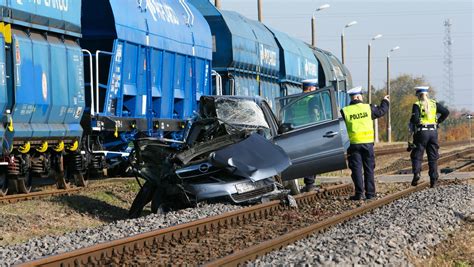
[51,195,130,222]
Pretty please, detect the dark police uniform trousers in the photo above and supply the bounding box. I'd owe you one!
[348,143,376,197]
[411,129,439,181]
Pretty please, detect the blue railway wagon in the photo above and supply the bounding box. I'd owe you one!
[0,0,85,194]
[188,0,280,108]
[312,48,353,107]
[268,28,319,96]
[80,0,213,159]
[0,33,6,155]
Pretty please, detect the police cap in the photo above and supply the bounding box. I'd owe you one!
[347,86,363,96]
[415,86,430,94]
[302,79,318,87]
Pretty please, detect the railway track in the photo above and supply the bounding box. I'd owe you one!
[397,147,474,174]
[206,182,429,267]
[0,187,82,204]
[374,139,471,156]
[0,178,136,204]
[19,181,433,266]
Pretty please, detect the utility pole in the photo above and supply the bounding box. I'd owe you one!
[387,54,390,142]
[368,34,382,143]
[341,21,357,65]
[341,33,345,64]
[215,0,221,9]
[386,46,400,143]
[443,19,454,106]
[368,44,372,104]
[467,114,473,146]
[311,4,330,47]
[258,0,263,22]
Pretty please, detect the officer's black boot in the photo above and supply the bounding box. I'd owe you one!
[411,173,421,186]
[430,177,438,188]
[349,194,363,201]
[303,183,315,192]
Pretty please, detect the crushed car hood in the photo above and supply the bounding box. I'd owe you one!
[210,133,291,181]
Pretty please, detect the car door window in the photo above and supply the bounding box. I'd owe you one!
[281,91,332,128]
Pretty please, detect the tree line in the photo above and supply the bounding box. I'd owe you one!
[371,74,472,142]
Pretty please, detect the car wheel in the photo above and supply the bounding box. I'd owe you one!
[283,179,301,195]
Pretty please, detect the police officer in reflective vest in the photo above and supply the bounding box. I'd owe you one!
[410,86,449,188]
[341,86,390,200]
[301,79,319,192]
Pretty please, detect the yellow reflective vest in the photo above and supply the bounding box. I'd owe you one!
[415,100,437,125]
[342,103,374,144]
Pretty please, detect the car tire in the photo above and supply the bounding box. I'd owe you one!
[283,179,300,195]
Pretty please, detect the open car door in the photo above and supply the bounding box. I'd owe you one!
[273,88,348,180]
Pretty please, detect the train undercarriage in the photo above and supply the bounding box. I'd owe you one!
[0,138,95,197]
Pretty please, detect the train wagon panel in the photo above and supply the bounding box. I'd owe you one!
[29,32,52,138]
[47,36,68,137]
[188,0,281,106]
[0,34,6,153]
[269,28,319,96]
[63,40,85,139]
[160,50,176,119]
[150,48,163,118]
[0,0,81,36]
[11,30,35,138]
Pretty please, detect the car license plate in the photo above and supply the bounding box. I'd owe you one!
[235,182,257,194]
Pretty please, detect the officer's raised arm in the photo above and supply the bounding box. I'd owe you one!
[370,95,390,120]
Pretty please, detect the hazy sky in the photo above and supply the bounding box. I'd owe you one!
[219,0,473,111]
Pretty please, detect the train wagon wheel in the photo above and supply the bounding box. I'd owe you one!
[0,172,8,196]
[9,175,33,194]
[54,170,70,190]
[74,173,88,187]
[53,155,70,190]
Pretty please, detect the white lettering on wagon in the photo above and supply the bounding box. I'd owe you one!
[304,59,317,77]
[259,44,277,67]
[138,0,180,25]
[16,0,69,12]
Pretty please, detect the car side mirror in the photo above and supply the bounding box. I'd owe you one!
[279,122,294,134]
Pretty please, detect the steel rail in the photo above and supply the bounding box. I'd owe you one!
[0,178,136,204]
[0,187,82,204]
[19,184,353,266]
[397,147,474,174]
[205,181,429,267]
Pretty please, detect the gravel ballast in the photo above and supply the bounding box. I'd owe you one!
[253,184,473,266]
[0,203,241,265]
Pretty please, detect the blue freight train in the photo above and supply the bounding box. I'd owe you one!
[0,0,352,197]
[0,0,213,195]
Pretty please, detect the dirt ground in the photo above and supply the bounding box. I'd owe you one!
[0,178,143,246]
[409,179,474,267]
[410,221,474,267]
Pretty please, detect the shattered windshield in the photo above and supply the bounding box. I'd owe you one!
[215,98,270,131]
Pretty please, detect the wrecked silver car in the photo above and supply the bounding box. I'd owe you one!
[129,89,348,217]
